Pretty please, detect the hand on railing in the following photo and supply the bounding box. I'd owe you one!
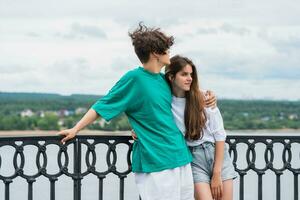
[57,127,78,144]
[57,109,99,144]
[131,129,138,141]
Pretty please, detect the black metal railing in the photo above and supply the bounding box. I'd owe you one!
[226,135,300,200]
[0,133,299,200]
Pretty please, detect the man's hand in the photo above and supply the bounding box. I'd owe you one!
[205,90,217,108]
[57,127,78,144]
[131,129,138,140]
[56,109,99,144]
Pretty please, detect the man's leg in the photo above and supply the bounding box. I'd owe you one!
[180,164,194,200]
[135,173,160,200]
[134,168,181,200]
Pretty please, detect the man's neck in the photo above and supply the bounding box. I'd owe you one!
[142,61,163,73]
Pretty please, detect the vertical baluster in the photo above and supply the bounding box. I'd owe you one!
[50,177,57,200]
[98,175,105,200]
[276,173,282,200]
[27,178,35,200]
[294,173,298,200]
[119,175,126,200]
[4,179,12,200]
[73,139,82,200]
[257,172,264,200]
[239,173,245,200]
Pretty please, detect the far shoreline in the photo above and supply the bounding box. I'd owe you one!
[228,128,300,133]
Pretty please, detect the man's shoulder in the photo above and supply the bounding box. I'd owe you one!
[119,67,140,82]
[123,67,141,78]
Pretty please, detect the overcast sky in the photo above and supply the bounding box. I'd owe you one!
[1,0,300,100]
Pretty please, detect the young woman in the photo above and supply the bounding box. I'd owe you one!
[167,55,237,200]
[133,55,237,200]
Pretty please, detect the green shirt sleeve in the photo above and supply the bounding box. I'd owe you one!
[91,71,137,121]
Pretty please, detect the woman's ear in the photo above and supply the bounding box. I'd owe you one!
[167,74,174,82]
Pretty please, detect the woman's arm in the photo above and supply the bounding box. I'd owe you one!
[211,141,225,200]
[206,106,227,200]
[213,141,225,174]
[57,109,99,144]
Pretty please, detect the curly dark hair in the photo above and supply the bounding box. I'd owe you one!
[128,22,174,63]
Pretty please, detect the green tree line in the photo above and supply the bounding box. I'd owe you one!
[0,92,299,130]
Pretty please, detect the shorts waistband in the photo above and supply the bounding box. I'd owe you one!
[188,142,215,151]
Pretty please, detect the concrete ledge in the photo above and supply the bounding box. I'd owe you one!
[0,130,131,138]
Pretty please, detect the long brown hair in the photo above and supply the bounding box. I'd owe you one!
[165,55,207,140]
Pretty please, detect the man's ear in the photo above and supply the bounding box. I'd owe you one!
[148,53,158,62]
[152,52,160,59]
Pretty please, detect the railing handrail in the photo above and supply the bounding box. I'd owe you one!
[0,130,299,138]
[0,130,132,138]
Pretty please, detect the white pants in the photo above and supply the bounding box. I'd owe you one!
[134,164,194,200]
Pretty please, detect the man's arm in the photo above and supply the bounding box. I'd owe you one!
[205,90,217,108]
[57,109,99,144]
[57,71,137,144]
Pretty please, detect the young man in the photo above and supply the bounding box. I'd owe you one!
[58,23,216,200]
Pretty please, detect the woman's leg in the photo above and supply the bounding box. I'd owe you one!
[194,179,233,200]
[221,179,233,200]
[194,182,213,200]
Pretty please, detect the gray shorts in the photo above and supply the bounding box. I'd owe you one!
[189,142,238,184]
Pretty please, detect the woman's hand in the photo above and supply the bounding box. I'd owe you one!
[57,127,78,144]
[210,172,223,200]
[205,90,217,108]
[131,129,138,140]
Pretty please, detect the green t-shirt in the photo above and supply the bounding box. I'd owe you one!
[92,67,192,172]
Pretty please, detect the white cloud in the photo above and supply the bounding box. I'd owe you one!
[0,0,300,100]
[201,74,300,100]
[167,20,300,81]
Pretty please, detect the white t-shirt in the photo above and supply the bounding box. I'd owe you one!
[171,96,226,147]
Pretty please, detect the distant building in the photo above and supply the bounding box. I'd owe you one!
[75,107,87,115]
[278,116,284,120]
[288,114,298,120]
[20,109,34,117]
[261,116,270,121]
[242,112,249,117]
[58,119,64,126]
[93,118,108,127]
[68,110,75,115]
[37,111,45,118]
[58,109,71,117]
[45,111,59,116]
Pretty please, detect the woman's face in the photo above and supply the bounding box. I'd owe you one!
[172,64,193,92]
